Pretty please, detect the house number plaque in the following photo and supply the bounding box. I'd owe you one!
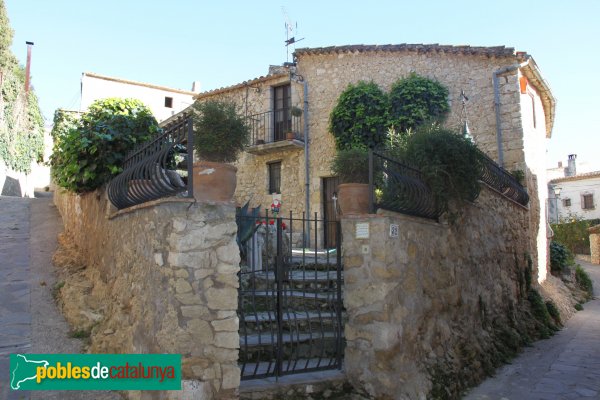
[355,223,369,239]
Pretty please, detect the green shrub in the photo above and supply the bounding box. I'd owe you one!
[575,265,594,299]
[551,216,600,255]
[50,98,158,192]
[549,241,574,274]
[527,289,556,338]
[329,81,389,150]
[388,73,449,133]
[192,100,249,163]
[575,303,583,311]
[545,300,561,326]
[331,147,369,184]
[401,125,483,214]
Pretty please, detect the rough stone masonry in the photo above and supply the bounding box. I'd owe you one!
[54,189,240,400]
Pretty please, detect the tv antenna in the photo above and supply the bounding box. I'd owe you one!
[282,7,304,63]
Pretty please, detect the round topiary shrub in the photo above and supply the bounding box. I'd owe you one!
[389,73,449,132]
[50,98,159,192]
[329,81,389,150]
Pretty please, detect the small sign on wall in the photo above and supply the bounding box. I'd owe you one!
[389,224,399,238]
[356,223,369,239]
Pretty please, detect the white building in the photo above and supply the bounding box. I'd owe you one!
[548,155,600,222]
[80,72,198,122]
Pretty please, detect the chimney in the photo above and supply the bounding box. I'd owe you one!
[191,81,201,93]
[24,41,34,94]
[566,154,577,177]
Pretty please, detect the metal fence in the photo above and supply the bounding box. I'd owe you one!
[247,110,303,145]
[368,148,529,220]
[370,149,441,219]
[237,211,344,380]
[477,150,529,206]
[107,115,193,210]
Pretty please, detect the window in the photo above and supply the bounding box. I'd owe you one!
[164,96,173,108]
[273,84,291,141]
[582,194,594,210]
[529,92,536,129]
[268,162,281,194]
[562,198,571,207]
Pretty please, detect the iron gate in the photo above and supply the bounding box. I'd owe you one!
[237,212,344,380]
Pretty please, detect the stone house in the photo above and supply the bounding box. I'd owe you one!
[172,43,555,281]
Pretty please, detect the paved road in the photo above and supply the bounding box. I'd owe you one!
[464,259,600,400]
[0,195,120,400]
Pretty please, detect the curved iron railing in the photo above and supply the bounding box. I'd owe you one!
[107,115,194,210]
[478,150,529,206]
[369,148,529,219]
[371,150,441,220]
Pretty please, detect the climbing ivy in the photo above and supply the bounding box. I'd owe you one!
[0,0,45,174]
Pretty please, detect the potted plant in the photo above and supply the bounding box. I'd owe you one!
[192,100,249,202]
[331,147,370,214]
[286,106,303,140]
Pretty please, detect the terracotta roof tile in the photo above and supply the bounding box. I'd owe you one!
[294,44,520,58]
[550,171,600,184]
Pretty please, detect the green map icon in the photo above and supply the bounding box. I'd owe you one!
[10,354,49,390]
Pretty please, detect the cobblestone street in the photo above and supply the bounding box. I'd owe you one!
[464,259,600,400]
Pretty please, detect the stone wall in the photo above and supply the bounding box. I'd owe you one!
[54,190,240,400]
[589,225,600,264]
[341,187,534,399]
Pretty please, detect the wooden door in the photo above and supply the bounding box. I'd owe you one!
[323,177,340,248]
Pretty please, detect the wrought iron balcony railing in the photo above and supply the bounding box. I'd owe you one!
[247,110,303,145]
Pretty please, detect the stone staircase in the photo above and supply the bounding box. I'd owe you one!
[238,248,345,380]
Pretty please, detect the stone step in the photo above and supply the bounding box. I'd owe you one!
[240,330,339,346]
[241,310,338,324]
[240,357,341,380]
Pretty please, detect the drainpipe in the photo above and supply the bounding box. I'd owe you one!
[492,59,529,167]
[303,79,310,246]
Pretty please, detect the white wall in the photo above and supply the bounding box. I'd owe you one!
[519,70,550,283]
[551,176,600,222]
[80,74,196,122]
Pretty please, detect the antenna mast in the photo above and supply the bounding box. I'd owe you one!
[282,7,303,63]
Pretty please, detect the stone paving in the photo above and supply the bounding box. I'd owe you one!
[0,196,32,400]
[464,259,600,400]
[0,195,120,400]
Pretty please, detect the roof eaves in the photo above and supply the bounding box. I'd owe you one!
[549,171,600,184]
[518,57,556,138]
[82,72,197,96]
[193,73,290,100]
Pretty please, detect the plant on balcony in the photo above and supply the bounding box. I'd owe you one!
[331,147,370,214]
[192,100,249,202]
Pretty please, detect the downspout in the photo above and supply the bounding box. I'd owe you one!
[492,59,529,167]
[303,79,310,246]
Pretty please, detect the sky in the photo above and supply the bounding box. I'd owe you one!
[5,0,600,172]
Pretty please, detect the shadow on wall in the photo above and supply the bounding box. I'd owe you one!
[2,176,22,197]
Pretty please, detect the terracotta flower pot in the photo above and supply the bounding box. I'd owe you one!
[337,183,370,215]
[192,161,237,203]
[286,131,295,140]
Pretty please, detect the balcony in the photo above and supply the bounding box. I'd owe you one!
[246,110,304,155]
